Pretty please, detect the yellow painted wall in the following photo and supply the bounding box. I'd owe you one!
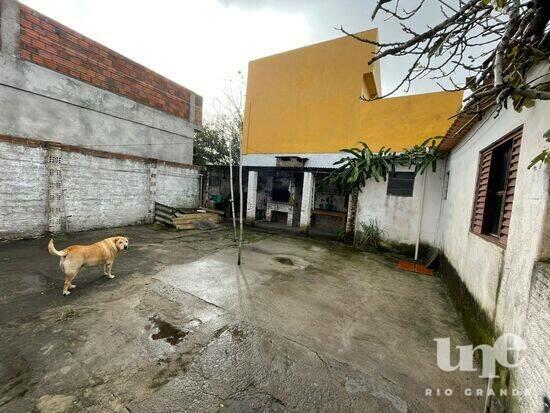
[243,29,463,154]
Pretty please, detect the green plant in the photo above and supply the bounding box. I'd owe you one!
[323,139,440,239]
[325,138,440,191]
[355,219,385,252]
[528,129,550,169]
[336,226,347,241]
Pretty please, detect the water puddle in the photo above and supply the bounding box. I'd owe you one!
[149,316,188,345]
[274,257,294,266]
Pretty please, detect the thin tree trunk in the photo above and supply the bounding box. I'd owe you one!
[345,188,358,242]
[237,133,244,265]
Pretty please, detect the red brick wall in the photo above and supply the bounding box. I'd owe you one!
[18,5,202,124]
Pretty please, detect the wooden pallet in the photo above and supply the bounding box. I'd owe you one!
[154,203,222,230]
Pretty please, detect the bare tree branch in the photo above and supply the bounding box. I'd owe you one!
[341,0,550,118]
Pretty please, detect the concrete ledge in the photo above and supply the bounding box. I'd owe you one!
[0,134,202,171]
[243,153,344,169]
[0,53,196,138]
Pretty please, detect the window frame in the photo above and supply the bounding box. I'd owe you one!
[470,126,523,246]
[386,171,415,197]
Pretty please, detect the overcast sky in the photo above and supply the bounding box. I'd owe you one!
[21,0,451,116]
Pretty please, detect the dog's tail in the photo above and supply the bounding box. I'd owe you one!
[48,239,68,257]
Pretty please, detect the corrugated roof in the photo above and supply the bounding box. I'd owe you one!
[439,98,495,152]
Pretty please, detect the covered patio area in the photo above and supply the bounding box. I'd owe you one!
[245,166,349,236]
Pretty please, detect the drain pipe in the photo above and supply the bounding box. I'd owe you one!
[414,171,428,261]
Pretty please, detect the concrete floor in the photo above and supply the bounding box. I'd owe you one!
[0,225,485,412]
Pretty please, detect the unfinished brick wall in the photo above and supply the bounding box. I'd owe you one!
[18,4,201,124]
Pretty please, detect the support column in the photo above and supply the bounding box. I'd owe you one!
[246,170,258,224]
[0,0,20,56]
[300,172,315,232]
[46,145,64,234]
[148,160,158,223]
[288,178,296,227]
[189,93,196,124]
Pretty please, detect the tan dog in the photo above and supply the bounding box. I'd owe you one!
[48,236,129,296]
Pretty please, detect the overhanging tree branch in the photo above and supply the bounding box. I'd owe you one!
[341,0,550,117]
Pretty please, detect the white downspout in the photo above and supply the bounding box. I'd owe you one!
[415,171,428,261]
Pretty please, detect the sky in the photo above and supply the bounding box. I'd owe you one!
[20,0,451,117]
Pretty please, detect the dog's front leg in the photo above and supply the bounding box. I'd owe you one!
[104,261,115,279]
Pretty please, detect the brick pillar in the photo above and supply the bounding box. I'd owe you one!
[246,170,258,224]
[148,160,158,223]
[300,171,315,232]
[46,145,64,234]
[0,0,20,56]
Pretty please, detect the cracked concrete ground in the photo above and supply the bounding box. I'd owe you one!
[0,225,485,412]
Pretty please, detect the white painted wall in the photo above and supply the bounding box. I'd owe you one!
[355,162,445,246]
[62,152,151,232]
[300,172,315,229]
[436,86,549,412]
[0,139,201,239]
[438,96,549,333]
[246,171,258,223]
[0,141,48,238]
[156,164,201,208]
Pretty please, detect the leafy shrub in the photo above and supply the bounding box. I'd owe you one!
[355,219,385,252]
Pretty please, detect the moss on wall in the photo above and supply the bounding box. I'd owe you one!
[439,254,496,345]
[438,253,518,411]
[380,240,431,262]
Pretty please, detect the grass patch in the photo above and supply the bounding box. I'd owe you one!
[355,219,385,252]
[56,308,79,322]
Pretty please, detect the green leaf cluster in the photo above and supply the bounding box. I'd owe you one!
[528,129,550,169]
[325,138,441,192]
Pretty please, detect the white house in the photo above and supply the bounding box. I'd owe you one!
[356,65,549,412]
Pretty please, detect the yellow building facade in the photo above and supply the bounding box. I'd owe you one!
[243,29,462,163]
[241,29,464,234]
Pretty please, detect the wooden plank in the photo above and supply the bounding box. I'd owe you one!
[173,214,222,222]
[175,223,195,230]
[172,217,222,225]
[155,216,174,226]
[155,210,174,220]
[312,209,346,218]
[197,208,225,216]
[173,213,219,220]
